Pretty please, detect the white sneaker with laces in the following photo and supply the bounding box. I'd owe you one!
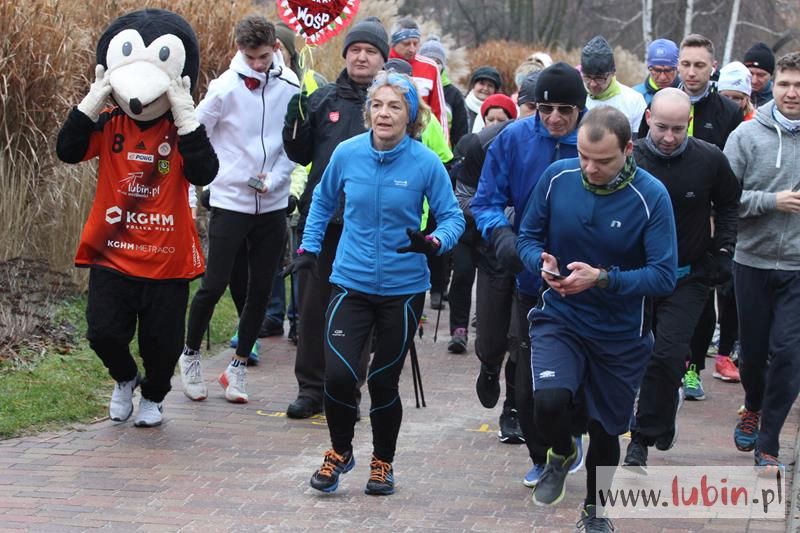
[133,398,163,427]
[219,363,248,403]
[109,376,139,421]
[179,350,207,401]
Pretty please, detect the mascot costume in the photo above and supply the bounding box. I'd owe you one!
[56,9,218,427]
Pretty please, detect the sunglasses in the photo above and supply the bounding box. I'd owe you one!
[537,103,578,115]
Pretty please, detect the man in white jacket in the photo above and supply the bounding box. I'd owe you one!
[581,36,647,136]
[178,15,299,403]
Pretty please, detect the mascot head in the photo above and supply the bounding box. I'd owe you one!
[97,9,199,121]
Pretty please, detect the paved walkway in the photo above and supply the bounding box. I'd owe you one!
[0,304,797,532]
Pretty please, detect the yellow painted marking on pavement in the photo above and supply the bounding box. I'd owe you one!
[466,423,492,433]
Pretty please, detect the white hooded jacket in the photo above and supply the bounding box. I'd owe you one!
[196,51,299,214]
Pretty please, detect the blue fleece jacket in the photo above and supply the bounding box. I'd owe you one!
[301,132,464,296]
[470,114,579,296]
[517,158,678,340]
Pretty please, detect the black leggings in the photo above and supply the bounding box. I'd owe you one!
[186,207,286,358]
[448,241,477,331]
[324,286,425,463]
[534,388,619,504]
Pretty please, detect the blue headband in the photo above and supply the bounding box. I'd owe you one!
[369,73,419,124]
[391,28,421,45]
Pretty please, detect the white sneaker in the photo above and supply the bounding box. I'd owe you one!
[133,398,163,427]
[179,350,207,401]
[219,363,248,403]
[109,376,139,421]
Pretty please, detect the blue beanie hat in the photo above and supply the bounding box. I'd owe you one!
[647,39,679,68]
[369,71,419,124]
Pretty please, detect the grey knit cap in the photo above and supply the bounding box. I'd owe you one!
[581,35,615,75]
[419,36,446,66]
[342,16,389,61]
[517,71,541,105]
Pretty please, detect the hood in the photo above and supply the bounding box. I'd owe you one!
[230,50,289,84]
[754,101,791,169]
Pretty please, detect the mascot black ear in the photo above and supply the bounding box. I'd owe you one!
[96,8,200,92]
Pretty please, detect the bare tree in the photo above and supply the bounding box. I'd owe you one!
[683,0,695,37]
[642,0,654,47]
[722,0,741,64]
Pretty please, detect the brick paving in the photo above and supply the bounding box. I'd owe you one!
[0,304,796,532]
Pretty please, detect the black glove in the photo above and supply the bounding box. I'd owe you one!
[708,250,733,286]
[285,92,309,127]
[286,195,298,216]
[282,250,318,278]
[200,188,211,209]
[396,228,440,255]
[490,226,524,274]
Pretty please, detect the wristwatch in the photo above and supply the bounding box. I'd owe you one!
[596,268,609,289]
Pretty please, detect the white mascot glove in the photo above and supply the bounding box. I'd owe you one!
[168,76,200,135]
[77,65,112,122]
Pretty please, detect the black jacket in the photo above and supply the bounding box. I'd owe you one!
[633,137,740,267]
[444,83,469,148]
[638,87,742,150]
[452,120,513,274]
[282,69,368,225]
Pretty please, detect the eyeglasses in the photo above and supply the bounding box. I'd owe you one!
[537,103,578,116]
[582,73,612,84]
[648,67,677,77]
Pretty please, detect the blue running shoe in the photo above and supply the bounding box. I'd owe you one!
[247,340,260,366]
[683,364,705,400]
[734,407,760,452]
[754,449,784,476]
[310,449,354,493]
[523,463,545,487]
[364,456,395,495]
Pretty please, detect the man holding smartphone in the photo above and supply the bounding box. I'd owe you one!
[177,16,298,403]
[517,106,677,530]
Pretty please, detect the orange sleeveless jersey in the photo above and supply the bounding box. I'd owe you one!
[75,108,205,280]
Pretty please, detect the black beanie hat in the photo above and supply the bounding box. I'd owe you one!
[342,16,389,61]
[534,62,587,109]
[743,42,775,75]
[470,66,502,90]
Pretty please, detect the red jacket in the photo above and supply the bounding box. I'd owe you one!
[389,50,449,144]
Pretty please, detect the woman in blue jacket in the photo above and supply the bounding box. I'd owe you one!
[291,72,464,495]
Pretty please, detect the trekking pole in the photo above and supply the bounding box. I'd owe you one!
[409,340,426,408]
[433,303,442,343]
[206,323,211,350]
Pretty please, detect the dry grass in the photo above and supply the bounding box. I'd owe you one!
[0,0,256,277]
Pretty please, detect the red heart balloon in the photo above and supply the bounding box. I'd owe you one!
[277,0,360,46]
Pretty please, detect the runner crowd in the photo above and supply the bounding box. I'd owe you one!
[58,11,799,532]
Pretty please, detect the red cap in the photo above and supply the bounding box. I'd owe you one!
[480,94,518,121]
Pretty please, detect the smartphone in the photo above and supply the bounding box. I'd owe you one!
[540,268,565,280]
[247,176,267,192]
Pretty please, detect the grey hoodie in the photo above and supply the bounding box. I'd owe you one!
[724,101,800,270]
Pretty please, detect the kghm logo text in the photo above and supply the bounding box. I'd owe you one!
[105,206,175,232]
